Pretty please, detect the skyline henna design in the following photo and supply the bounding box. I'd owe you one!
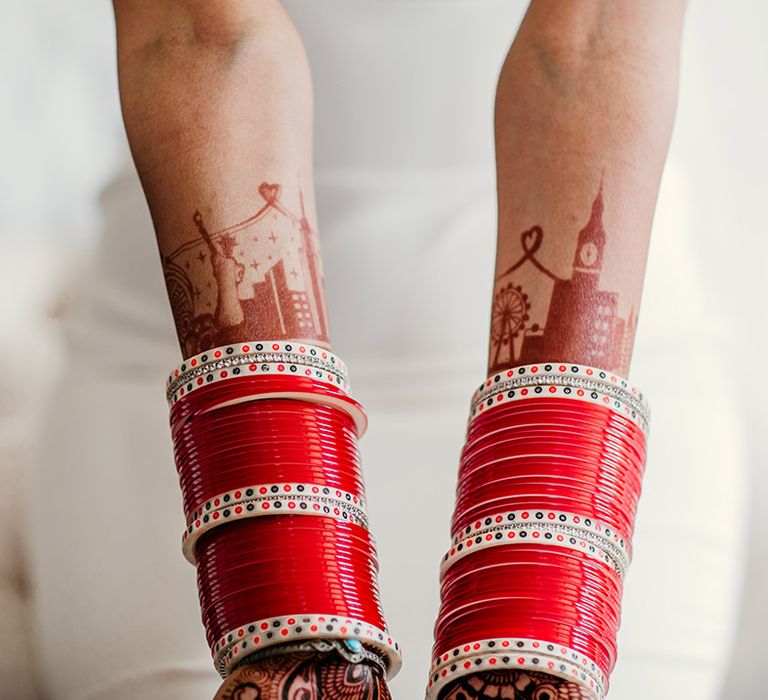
[162,182,330,358]
[490,282,531,370]
[439,670,595,700]
[215,652,391,700]
[490,183,637,376]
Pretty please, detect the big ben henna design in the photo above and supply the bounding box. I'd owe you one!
[489,182,637,377]
[162,182,330,358]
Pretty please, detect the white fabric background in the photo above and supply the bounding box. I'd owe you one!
[1,1,766,698]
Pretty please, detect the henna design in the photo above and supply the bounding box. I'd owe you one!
[214,652,391,700]
[162,183,329,358]
[490,182,636,376]
[490,282,531,369]
[495,226,565,283]
[193,210,246,330]
[438,670,595,700]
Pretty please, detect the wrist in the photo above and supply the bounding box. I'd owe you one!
[215,646,391,700]
[231,639,388,678]
[439,669,597,700]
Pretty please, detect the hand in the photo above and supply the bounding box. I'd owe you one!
[213,652,391,700]
[439,670,597,700]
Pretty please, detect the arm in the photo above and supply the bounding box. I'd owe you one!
[442,2,686,697]
[489,0,686,377]
[112,2,389,697]
[114,0,327,356]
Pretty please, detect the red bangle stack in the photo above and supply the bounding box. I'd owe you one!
[166,340,401,678]
[427,362,650,699]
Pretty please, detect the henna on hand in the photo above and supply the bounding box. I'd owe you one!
[439,670,596,700]
[214,652,391,700]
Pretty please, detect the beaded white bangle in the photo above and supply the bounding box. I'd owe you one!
[182,482,370,565]
[166,340,349,406]
[442,509,630,579]
[470,361,650,433]
[213,614,402,680]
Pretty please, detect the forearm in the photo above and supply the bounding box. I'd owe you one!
[114,3,386,697]
[114,0,328,357]
[489,0,687,376]
[441,3,686,698]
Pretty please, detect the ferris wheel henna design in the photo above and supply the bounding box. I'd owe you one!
[163,258,195,340]
[490,282,531,368]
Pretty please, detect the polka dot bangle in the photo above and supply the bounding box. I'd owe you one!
[168,357,348,406]
[440,516,627,580]
[168,341,347,390]
[471,379,648,434]
[187,483,366,523]
[427,639,605,700]
[471,362,649,432]
[451,509,630,564]
[440,523,627,578]
[182,483,370,565]
[213,613,402,680]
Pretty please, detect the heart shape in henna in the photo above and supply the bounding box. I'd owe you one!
[521,225,543,253]
[258,182,281,205]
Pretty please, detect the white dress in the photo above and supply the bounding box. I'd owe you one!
[26,2,747,698]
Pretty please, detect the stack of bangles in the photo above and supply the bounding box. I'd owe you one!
[426,362,650,699]
[165,340,401,680]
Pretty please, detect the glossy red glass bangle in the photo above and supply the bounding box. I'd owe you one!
[461,428,646,468]
[461,433,645,470]
[466,399,645,433]
[435,614,617,674]
[431,369,648,698]
[170,374,367,437]
[466,402,646,451]
[441,558,623,596]
[169,365,397,678]
[174,396,366,518]
[455,471,640,506]
[465,416,646,449]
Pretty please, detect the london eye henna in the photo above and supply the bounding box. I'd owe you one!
[489,183,638,377]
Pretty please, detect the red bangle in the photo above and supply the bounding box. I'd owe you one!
[427,362,648,700]
[170,374,367,437]
[167,344,400,679]
[174,396,365,519]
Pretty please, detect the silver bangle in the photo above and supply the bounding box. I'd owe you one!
[231,638,388,677]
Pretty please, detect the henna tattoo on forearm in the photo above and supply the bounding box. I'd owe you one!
[489,182,637,377]
[439,670,595,700]
[162,182,330,358]
[214,652,391,700]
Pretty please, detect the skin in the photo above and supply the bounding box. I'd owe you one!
[114,0,328,356]
[445,1,687,697]
[113,2,386,697]
[439,669,594,700]
[488,0,687,377]
[214,652,390,700]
